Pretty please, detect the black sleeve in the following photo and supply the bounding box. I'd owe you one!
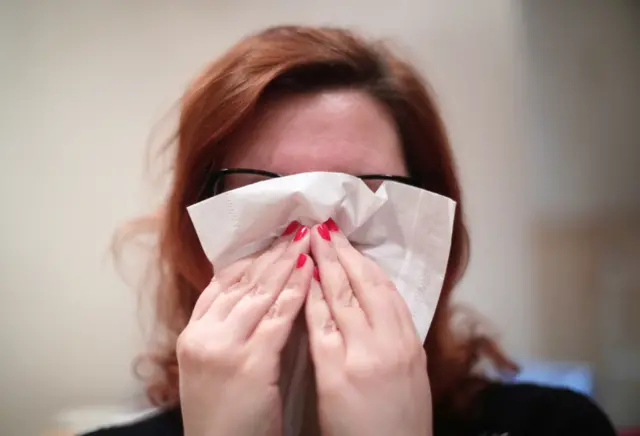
[476,383,617,436]
[81,408,182,436]
[81,386,617,436]
[537,387,617,436]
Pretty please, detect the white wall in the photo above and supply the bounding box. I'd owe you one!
[3,0,635,433]
[521,0,640,221]
[520,0,640,426]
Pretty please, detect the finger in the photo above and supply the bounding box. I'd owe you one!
[323,220,407,335]
[305,268,344,359]
[309,222,368,342]
[206,222,308,321]
[244,221,305,285]
[258,224,311,298]
[190,256,254,321]
[248,252,313,350]
[220,226,311,338]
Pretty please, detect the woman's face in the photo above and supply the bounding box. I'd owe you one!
[223,89,408,179]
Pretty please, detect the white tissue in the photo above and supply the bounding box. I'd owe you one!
[187,171,456,436]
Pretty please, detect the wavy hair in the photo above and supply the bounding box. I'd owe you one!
[116,25,517,417]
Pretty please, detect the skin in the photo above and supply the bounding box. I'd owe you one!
[177,90,432,436]
[224,90,408,179]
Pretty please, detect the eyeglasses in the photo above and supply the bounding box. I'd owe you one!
[201,168,419,199]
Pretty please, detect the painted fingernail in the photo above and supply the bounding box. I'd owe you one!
[293,225,309,241]
[313,266,320,282]
[296,253,307,268]
[325,218,339,232]
[317,223,331,241]
[282,221,300,236]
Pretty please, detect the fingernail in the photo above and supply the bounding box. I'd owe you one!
[282,221,300,236]
[296,253,307,268]
[325,218,339,232]
[313,266,320,282]
[293,225,309,241]
[317,223,331,241]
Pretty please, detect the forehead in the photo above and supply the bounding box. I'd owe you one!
[223,90,407,176]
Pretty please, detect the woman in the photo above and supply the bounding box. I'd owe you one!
[93,26,616,436]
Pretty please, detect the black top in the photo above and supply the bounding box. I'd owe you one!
[84,383,617,436]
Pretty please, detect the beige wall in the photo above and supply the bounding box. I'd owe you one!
[521,0,640,220]
[533,217,640,426]
[0,0,637,434]
[522,0,640,426]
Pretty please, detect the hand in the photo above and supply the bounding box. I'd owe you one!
[306,220,432,436]
[177,222,313,436]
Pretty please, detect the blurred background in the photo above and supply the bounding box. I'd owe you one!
[1,0,638,434]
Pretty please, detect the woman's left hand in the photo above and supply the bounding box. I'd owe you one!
[306,220,433,436]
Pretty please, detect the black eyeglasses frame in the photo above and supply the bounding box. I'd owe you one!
[201,168,420,199]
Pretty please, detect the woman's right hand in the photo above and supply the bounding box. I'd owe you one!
[177,222,312,436]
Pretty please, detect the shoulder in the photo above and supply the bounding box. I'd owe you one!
[80,408,182,436]
[473,382,617,436]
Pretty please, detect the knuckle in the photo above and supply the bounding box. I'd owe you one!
[344,343,424,380]
[176,328,238,369]
[270,287,305,319]
[334,279,354,305]
[285,271,307,290]
[278,244,300,266]
[358,257,393,288]
[263,301,280,319]
[383,353,404,372]
[247,282,268,296]
[283,283,307,301]
[369,273,395,293]
[345,354,380,379]
[215,258,252,285]
[176,330,207,363]
[241,352,281,381]
[394,342,426,370]
[241,269,258,287]
[206,275,219,289]
[322,317,339,334]
[320,252,341,274]
[223,280,248,296]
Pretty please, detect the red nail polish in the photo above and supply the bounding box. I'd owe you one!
[296,253,307,268]
[293,225,309,241]
[317,223,331,241]
[325,218,339,232]
[313,266,320,282]
[282,221,300,236]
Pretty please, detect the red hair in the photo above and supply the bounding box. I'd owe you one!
[118,25,517,417]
